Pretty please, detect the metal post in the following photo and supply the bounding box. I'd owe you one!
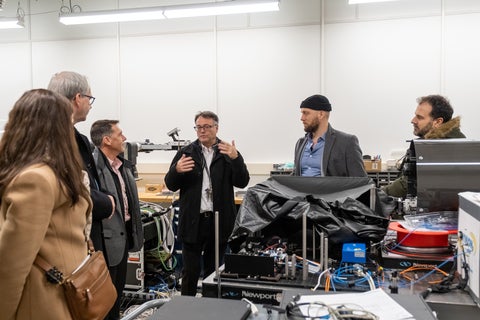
[319,231,324,272]
[323,237,329,271]
[370,186,376,210]
[167,196,176,270]
[302,211,308,281]
[215,211,221,298]
[285,255,289,279]
[312,225,316,261]
[292,254,297,278]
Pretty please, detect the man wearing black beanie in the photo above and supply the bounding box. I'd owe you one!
[293,94,367,177]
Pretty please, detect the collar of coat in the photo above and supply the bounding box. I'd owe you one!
[93,147,134,170]
[424,116,463,139]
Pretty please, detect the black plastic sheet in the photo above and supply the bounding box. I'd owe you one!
[230,176,389,255]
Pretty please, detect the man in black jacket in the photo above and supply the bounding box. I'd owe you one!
[165,111,250,296]
[48,71,114,254]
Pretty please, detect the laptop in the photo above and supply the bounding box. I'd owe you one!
[147,296,252,320]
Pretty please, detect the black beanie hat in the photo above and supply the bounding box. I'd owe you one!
[300,94,332,111]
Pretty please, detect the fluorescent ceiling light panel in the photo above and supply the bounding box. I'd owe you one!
[349,0,398,4]
[0,16,24,29]
[164,0,279,19]
[59,6,165,25]
[59,0,279,25]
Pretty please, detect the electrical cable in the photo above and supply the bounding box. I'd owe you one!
[388,225,419,251]
[241,298,259,316]
[457,231,470,290]
[330,273,336,292]
[419,233,472,298]
[362,271,376,291]
[144,213,177,272]
[399,265,449,284]
[330,264,375,291]
[312,268,331,291]
[285,300,379,319]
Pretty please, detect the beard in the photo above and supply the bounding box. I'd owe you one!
[413,121,433,138]
[304,118,320,133]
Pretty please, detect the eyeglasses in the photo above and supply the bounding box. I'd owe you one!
[81,94,95,105]
[193,124,216,131]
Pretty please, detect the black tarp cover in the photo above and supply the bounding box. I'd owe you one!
[230,176,389,247]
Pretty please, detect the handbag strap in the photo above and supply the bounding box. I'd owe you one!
[34,238,94,284]
[34,255,64,284]
[87,238,95,253]
[34,255,53,273]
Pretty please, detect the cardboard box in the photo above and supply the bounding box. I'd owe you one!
[363,160,382,172]
[458,192,480,304]
[145,183,162,193]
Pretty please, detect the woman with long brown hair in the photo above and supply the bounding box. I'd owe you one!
[0,89,92,319]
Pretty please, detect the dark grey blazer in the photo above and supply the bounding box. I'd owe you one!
[93,148,144,267]
[293,124,367,177]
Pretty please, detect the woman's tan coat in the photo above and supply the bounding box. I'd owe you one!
[0,164,92,320]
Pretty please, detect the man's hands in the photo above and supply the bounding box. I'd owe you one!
[176,154,195,173]
[218,140,238,160]
[175,140,239,173]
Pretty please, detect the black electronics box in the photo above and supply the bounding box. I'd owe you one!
[125,251,143,290]
[224,253,275,277]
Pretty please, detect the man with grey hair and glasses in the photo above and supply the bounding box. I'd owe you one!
[48,71,115,262]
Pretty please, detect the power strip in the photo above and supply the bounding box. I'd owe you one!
[122,290,157,301]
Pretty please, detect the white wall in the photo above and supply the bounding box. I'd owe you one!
[1,0,480,172]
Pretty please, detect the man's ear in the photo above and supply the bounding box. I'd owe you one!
[433,117,444,128]
[319,110,329,120]
[102,135,111,147]
[72,93,81,108]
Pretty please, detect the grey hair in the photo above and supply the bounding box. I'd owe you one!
[47,71,90,100]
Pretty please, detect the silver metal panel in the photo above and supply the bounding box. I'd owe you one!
[414,139,480,213]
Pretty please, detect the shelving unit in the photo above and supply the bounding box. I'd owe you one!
[367,170,400,188]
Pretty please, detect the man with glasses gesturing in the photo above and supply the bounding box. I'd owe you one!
[165,111,250,296]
